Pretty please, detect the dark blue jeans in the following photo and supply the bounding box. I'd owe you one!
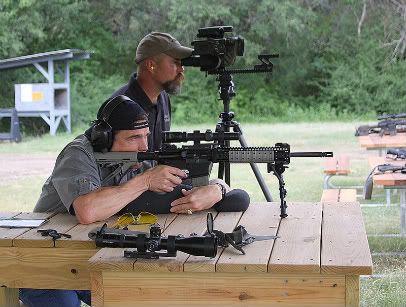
[20,288,91,307]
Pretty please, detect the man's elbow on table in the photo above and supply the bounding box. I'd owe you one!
[72,196,99,225]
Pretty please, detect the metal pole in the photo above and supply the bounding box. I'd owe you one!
[400,188,406,236]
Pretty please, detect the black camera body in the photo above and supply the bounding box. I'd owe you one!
[182,26,244,72]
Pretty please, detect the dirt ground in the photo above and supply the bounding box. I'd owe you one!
[0,153,57,184]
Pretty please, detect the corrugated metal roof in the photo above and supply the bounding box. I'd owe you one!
[0,49,91,70]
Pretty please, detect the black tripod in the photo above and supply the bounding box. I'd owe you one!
[213,68,274,202]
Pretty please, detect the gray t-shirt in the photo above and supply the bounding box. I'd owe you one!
[34,134,143,214]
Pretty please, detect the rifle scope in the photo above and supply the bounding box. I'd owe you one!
[89,224,218,259]
[162,129,239,144]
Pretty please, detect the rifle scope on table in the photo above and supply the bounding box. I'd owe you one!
[89,223,218,259]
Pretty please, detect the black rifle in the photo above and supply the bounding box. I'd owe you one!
[364,163,406,199]
[378,113,406,120]
[95,142,333,218]
[387,148,406,160]
[355,113,406,136]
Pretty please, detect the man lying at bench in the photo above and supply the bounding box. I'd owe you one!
[20,96,249,307]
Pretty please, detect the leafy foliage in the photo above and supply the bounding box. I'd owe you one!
[0,0,405,134]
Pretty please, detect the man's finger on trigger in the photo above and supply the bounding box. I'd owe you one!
[162,185,174,193]
[169,166,188,178]
[169,176,182,185]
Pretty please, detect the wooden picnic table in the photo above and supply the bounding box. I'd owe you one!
[0,211,115,307]
[368,157,406,235]
[89,202,372,307]
[357,132,406,155]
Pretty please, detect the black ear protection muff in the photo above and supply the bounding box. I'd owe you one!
[90,95,132,153]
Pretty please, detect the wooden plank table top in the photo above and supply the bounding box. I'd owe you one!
[89,202,373,307]
[358,132,406,150]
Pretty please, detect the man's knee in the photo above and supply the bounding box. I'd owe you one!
[19,288,85,307]
[208,178,230,192]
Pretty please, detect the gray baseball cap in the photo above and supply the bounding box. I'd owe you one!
[135,32,193,64]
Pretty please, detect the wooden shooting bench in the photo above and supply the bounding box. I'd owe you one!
[321,189,357,203]
[357,132,406,156]
[368,157,406,236]
[89,202,372,307]
[323,155,351,189]
[0,212,116,307]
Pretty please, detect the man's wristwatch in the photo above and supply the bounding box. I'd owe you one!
[214,183,226,200]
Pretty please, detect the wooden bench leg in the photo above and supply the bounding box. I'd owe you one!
[346,275,359,307]
[0,287,19,307]
[91,272,104,307]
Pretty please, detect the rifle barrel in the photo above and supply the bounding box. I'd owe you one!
[378,113,406,120]
[290,152,333,158]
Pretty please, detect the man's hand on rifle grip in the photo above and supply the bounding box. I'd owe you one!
[141,165,188,193]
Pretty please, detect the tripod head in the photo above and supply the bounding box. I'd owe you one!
[181,25,278,112]
[181,26,277,74]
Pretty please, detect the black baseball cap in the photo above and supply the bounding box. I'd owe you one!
[97,96,148,131]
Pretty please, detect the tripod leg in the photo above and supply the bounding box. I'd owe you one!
[238,129,273,202]
[218,160,231,184]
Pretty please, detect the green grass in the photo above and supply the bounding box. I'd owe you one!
[361,271,406,307]
[1,121,405,306]
[0,128,84,154]
[0,176,48,212]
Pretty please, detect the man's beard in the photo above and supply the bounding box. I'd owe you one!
[163,76,183,95]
